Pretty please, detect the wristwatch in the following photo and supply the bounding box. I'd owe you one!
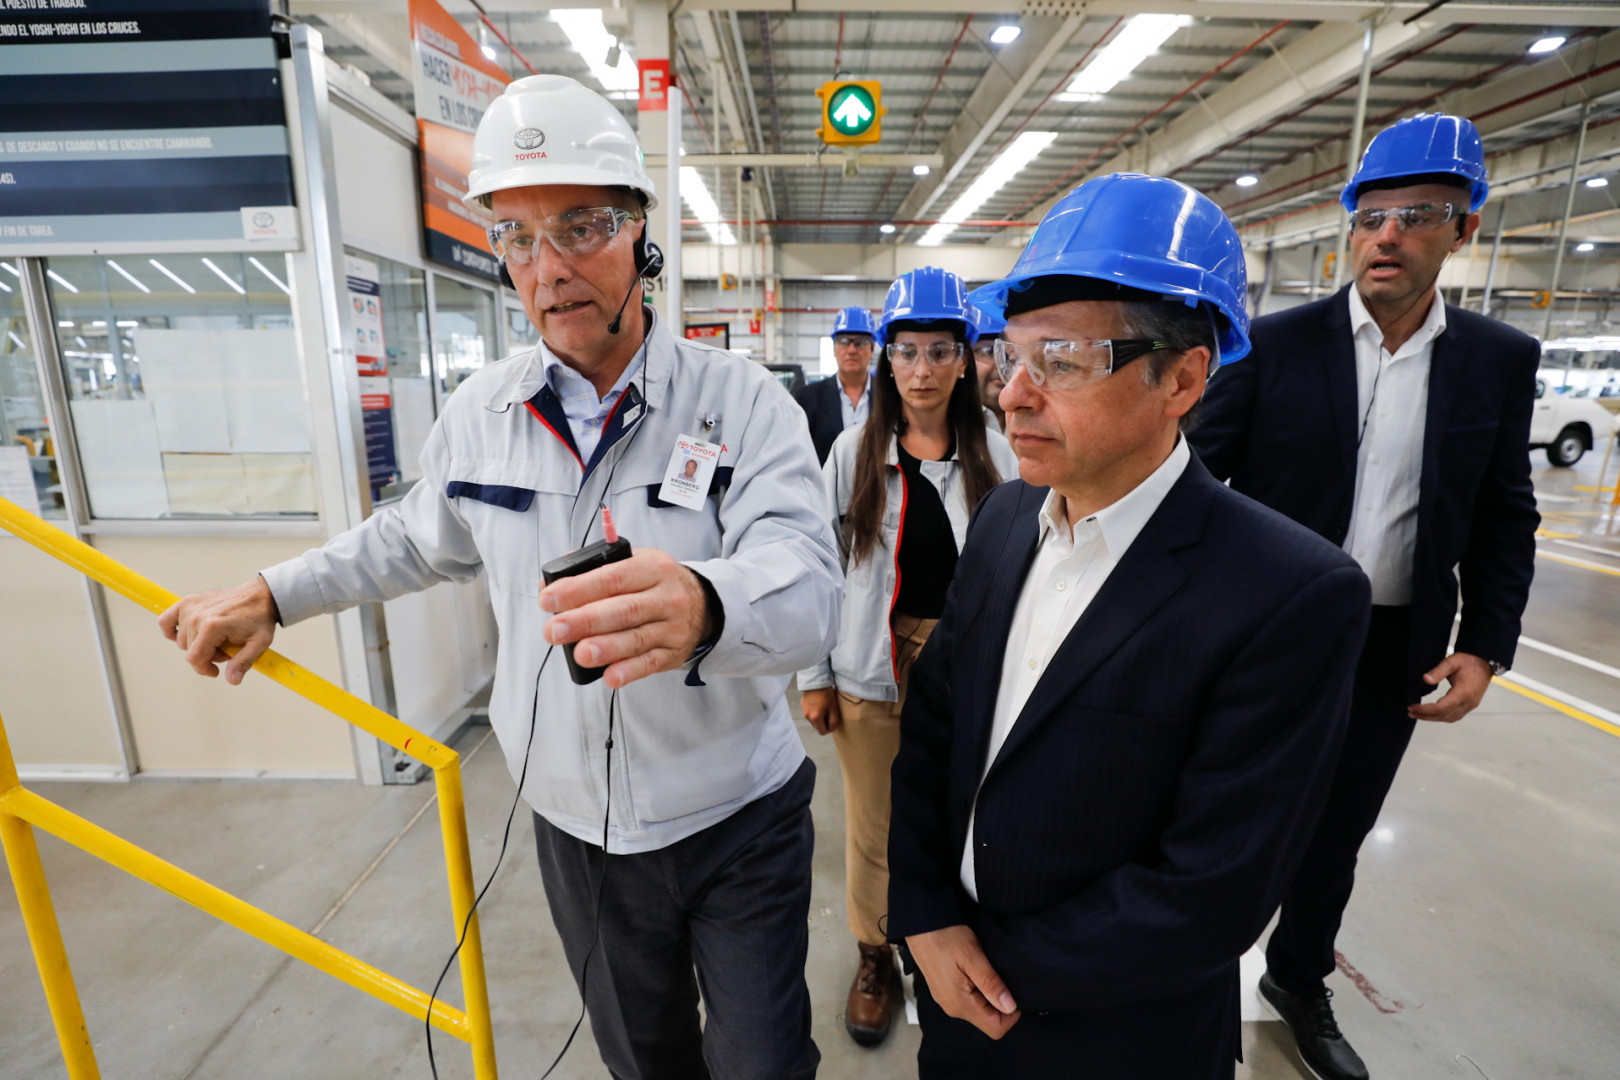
[1487,659,1509,677]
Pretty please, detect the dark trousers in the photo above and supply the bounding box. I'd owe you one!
[912,963,1237,1080]
[532,758,820,1080]
[1266,605,1415,994]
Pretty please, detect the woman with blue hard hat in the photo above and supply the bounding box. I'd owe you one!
[797,265,1017,1048]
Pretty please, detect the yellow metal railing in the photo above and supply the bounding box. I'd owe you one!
[0,496,497,1079]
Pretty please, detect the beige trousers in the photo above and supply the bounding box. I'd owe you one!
[831,613,939,946]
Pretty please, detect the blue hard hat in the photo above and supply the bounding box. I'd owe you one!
[831,305,878,340]
[968,302,1006,340]
[1342,113,1488,213]
[968,173,1250,365]
[877,267,979,347]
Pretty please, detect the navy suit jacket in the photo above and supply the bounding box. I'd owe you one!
[1190,287,1540,701]
[888,457,1371,1072]
[791,374,854,465]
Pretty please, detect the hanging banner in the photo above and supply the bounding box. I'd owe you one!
[409,0,508,282]
[0,0,297,256]
[346,255,387,377]
[684,322,729,348]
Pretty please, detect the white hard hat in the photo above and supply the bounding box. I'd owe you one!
[463,74,658,218]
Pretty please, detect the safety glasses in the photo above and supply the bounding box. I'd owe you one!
[885,340,967,369]
[1348,203,1463,234]
[487,207,633,264]
[833,334,873,349]
[992,338,1168,391]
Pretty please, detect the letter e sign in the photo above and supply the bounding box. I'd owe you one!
[639,59,670,112]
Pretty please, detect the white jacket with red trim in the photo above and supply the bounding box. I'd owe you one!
[797,422,1017,702]
[261,306,841,853]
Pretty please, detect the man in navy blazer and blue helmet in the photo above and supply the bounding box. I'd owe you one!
[1190,114,1539,1080]
[885,173,1372,1079]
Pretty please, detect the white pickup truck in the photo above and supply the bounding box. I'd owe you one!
[1532,377,1619,466]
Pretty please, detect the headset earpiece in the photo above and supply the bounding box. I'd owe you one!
[637,238,665,280]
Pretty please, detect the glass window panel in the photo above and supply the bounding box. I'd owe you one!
[505,301,539,354]
[432,275,497,401]
[347,250,432,502]
[46,254,314,520]
[0,260,65,520]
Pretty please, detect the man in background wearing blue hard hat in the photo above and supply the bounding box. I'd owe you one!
[1192,113,1540,1080]
[887,173,1371,1079]
[969,304,1008,433]
[795,306,878,464]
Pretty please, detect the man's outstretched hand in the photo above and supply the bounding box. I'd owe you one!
[159,576,280,685]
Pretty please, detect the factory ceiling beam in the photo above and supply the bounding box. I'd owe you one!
[1016,16,1433,224]
[890,14,1087,243]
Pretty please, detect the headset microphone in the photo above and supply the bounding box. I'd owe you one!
[607,239,665,336]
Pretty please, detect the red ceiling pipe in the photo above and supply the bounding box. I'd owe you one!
[871,14,975,210]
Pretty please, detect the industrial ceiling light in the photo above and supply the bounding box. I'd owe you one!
[990,24,1021,45]
[919,131,1057,247]
[680,166,738,245]
[1235,174,1259,187]
[1527,35,1566,55]
[148,258,196,294]
[46,269,79,294]
[105,259,151,294]
[478,23,497,63]
[913,164,931,177]
[880,223,896,234]
[201,257,247,295]
[1575,242,1595,252]
[249,256,291,294]
[552,10,637,92]
[1585,176,1609,189]
[1064,14,1190,98]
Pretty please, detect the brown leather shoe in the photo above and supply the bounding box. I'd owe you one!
[845,941,896,1046]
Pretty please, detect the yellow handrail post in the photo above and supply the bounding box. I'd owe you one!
[0,712,101,1079]
[435,760,498,1077]
[0,497,500,1079]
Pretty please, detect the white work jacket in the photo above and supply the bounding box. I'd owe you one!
[262,307,842,852]
[797,424,1017,703]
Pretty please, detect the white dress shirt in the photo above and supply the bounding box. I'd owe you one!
[837,372,872,430]
[960,437,1191,900]
[1343,286,1444,606]
[541,342,645,463]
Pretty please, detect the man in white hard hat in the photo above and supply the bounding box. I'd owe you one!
[159,75,838,1079]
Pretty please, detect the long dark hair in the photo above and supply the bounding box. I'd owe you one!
[845,323,1001,566]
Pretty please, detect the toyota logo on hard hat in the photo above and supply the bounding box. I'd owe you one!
[513,128,546,150]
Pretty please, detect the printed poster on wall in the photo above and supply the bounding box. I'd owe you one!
[360,391,397,496]
[346,255,387,376]
[0,0,297,255]
[409,0,508,282]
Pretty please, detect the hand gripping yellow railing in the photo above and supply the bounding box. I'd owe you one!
[0,496,498,1080]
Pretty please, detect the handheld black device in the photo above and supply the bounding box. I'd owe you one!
[542,508,631,684]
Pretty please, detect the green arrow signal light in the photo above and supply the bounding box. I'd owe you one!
[829,85,876,135]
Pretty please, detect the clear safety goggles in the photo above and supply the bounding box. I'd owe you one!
[832,334,873,350]
[992,337,1168,391]
[487,207,633,264]
[885,340,967,368]
[1348,202,1463,234]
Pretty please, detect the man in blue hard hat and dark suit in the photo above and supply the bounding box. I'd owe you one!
[795,306,879,464]
[886,173,1373,1079]
[1190,113,1540,1080]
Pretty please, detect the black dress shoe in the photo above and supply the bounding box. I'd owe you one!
[1259,971,1370,1080]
